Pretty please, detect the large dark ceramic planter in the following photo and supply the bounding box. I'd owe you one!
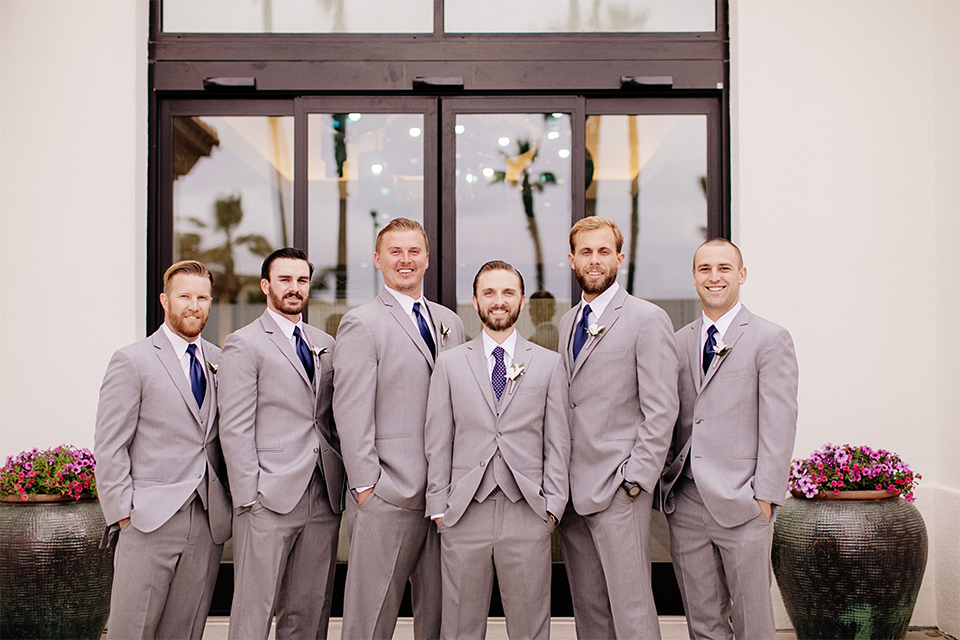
[772,492,927,640]
[0,496,114,640]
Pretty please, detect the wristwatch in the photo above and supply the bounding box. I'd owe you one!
[621,480,642,498]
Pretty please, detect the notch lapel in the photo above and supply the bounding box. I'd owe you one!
[698,307,750,394]
[466,340,499,417]
[381,290,435,366]
[260,312,313,389]
[498,337,534,415]
[570,287,626,380]
[153,332,203,426]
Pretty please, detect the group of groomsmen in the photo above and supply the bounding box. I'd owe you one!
[94,215,798,640]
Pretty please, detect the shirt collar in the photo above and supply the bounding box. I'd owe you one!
[481,328,518,362]
[266,307,303,341]
[579,281,620,324]
[161,322,202,361]
[384,286,427,316]
[701,301,742,342]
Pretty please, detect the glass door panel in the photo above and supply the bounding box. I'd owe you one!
[444,99,583,347]
[171,113,294,346]
[586,113,708,331]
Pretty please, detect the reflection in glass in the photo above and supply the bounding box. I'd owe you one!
[173,116,294,345]
[164,0,433,33]
[587,114,707,330]
[446,0,714,33]
[307,113,424,332]
[455,113,571,345]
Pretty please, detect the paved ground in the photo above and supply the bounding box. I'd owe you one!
[182,616,947,639]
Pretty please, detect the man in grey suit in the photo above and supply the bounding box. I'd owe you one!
[660,238,798,639]
[425,261,570,640]
[334,217,464,639]
[218,247,344,640]
[556,216,680,639]
[95,260,231,640]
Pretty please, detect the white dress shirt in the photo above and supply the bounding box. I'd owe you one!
[266,307,309,349]
[384,286,436,344]
[161,322,204,385]
[699,301,742,370]
[574,281,620,329]
[480,328,518,378]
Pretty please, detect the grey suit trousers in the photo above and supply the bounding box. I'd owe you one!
[341,492,442,640]
[439,492,552,640]
[228,470,340,640]
[558,489,660,640]
[107,496,222,640]
[668,478,776,640]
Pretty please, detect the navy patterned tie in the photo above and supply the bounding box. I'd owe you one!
[702,325,718,374]
[413,302,436,359]
[186,343,206,408]
[572,304,592,360]
[492,346,507,400]
[293,326,315,383]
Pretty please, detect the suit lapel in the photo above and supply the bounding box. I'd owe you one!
[380,290,435,366]
[425,300,452,353]
[499,336,534,415]
[199,338,218,432]
[259,311,313,389]
[570,287,626,380]
[153,331,203,426]
[699,306,750,394]
[466,339,499,417]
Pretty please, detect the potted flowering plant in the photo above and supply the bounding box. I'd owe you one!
[773,443,927,640]
[0,445,112,640]
[788,442,920,501]
[0,445,98,502]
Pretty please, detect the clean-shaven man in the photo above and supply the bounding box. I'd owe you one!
[556,216,680,639]
[660,238,798,639]
[334,217,465,639]
[218,247,344,640]
[425,261,570,640]
[95,260,231,640]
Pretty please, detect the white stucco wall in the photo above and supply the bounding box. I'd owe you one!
[731,0,960,635]
[1,0,957,635]
[0,0,149,456]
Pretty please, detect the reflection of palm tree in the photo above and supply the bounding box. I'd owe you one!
[490,138,556,292]
[332,113,348,299]
[178,195,272,303]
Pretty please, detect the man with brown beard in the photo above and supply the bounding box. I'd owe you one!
[556,217,679,639]
[424,261,569,639]
[218,248,344,640]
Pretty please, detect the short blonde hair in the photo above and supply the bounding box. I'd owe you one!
[163,260,213,294]
[375,218,429,254]
[569,216,624,253]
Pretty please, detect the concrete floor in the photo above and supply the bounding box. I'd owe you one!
[186,616,948,639]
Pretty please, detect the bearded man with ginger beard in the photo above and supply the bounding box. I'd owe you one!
[218,247,344,640]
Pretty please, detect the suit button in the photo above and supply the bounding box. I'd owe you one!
[196,473,202,478]
[480,461,485,467]
[314,448,319,453]
[497,432,502,438]
[496,453,502,459]
[694,418,703,424]
[570,403,576,409]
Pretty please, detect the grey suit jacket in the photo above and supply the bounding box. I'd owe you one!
[424,334,570,526]
[95,329,232,544]
[333,288,464,511]
[662,305,799,528]
[559,286,680,516]
[218,310,344,515]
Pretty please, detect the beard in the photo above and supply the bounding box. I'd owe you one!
[574,263,618,295]
[269,289,307,315]
[479,304,521,332]
[168,311,206,339]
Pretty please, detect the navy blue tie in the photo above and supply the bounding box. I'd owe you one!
[413,302,436,359]
[492,346,507,400]
[572,304,592,360]
[186,343,206,408]
[702,325,718,374]
[293,326,315,383]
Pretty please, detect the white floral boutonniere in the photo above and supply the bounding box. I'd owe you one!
[439,323,451,347]
[310,346,329,358]
[506,362,525,394]
[207,361,218,375]
[712,340,732,358]
[587,323,606,337]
